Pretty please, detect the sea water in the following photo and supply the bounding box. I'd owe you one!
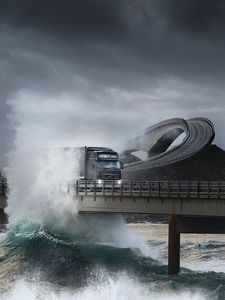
[1,221,225,299]
[1,148,225,299]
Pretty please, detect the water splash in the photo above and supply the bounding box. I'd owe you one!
[5,95,153,257]
[0,275,209,300]
[5,147,80,226]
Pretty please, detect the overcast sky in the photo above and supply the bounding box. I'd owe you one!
[1,0,225,168]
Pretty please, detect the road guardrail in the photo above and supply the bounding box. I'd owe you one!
[73,180,225,200]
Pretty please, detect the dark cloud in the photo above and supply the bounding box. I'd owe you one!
[168,0,225,35]
[0,0,225,168]
[0,0,224,93]
[1,0,225,41]
[127,0,225,37]
[0,0,125,38]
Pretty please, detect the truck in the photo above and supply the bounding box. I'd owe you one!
[79,146,123,181]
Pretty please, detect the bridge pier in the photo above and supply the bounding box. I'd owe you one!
[168,215,180,275]
[168,216,225,275]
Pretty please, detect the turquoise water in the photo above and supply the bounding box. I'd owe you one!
[0,220,225,300]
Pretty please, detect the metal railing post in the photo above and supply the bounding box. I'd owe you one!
[149,181,151,200]
[103,180,105,196]
[112,180,114,201]
[76,180,79,196]
[139,182,142,197]
[85,180,87,196]
[94,180,96,201]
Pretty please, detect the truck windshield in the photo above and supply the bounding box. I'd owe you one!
[98,160,121,169]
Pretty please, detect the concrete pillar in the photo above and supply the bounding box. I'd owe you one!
[168,215,180,275]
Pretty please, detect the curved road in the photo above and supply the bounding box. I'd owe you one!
[121,117,215,171]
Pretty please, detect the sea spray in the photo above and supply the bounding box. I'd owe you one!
[5,147,80,226]
[0,274,209,300]
[5,95,153,256]
[5,145,153,256]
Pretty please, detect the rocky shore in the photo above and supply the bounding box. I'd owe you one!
[122,145,225,181]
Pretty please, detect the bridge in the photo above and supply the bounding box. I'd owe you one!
[0,117,224,275]
[121,117,215,170]
[74,179,225,275]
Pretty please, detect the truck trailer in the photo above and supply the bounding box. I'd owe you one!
[79,146,123,181]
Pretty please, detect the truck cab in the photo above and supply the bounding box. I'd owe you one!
[83,147,123,180]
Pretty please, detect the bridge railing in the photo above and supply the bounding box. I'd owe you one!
[73,180,225,199]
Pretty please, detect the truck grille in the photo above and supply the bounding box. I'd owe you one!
[102,174,120,180]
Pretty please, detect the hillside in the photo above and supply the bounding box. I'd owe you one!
[122,145,225,181]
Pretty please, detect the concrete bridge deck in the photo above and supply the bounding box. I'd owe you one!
[74,180,225,217]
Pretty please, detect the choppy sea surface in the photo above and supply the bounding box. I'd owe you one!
[1,219,225,300]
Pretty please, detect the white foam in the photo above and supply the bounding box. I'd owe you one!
[1,275,208,300]
[0,232,7,242]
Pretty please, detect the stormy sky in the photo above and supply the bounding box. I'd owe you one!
[1,0,225,168]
